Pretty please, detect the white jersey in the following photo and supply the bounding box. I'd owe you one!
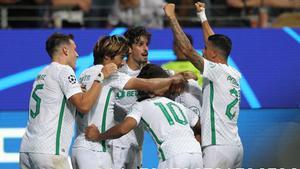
[127,97,201,161]
[201,58,242,146]
[175,79,202,117]
[72,65,131,152]
[112,64,143,148]
[20,62,82,156]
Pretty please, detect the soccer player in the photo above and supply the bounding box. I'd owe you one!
[111,26,151,169]
[85,64,203,169]
[164,2,244,168]
[71,35,184,169]
[19,33,116,169]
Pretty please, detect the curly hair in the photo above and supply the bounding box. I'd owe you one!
[124,26,151,46]
[136,64,169,102]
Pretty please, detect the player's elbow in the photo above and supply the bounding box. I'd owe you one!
[76,106,90,114]
[180,45,194,59]
[119,126,130,136]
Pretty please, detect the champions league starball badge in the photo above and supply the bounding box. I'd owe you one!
[68,75,77,84]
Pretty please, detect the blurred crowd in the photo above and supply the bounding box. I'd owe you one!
[0,0,299,28]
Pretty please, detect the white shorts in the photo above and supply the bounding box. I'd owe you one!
[158,152,203,169]
[111,145,142,169]
[202,145,243,169]
[71,147,112,169]
[19,152,71,169]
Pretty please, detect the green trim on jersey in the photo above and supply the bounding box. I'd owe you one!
[141,118,166,161]
[101,88,113,152]
[158,147,166,161]
[55,96,67,155]
[210,81,216,145]
[141,118,162,145]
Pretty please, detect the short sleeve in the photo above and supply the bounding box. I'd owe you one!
[126,103,143,125]
[58,66,82,99]
[185,107,199,128]
[202,58,223,82]
[105,71,131,90]
[79,65,102,90]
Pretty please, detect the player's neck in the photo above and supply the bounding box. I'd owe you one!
[213,57,227,65]
[52,55,67,65]
[127,59,142,71]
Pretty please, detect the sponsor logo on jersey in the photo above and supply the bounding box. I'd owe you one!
[116,90,138,99]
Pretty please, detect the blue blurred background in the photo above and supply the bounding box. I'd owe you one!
[0,28,300,168]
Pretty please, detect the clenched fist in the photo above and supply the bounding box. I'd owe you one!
[101,63,118,79]
[163,3,176,18]
[195,2,205,12]
[85,124,101,141]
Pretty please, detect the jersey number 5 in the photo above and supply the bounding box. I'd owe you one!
[30,84,44,118]
[155,102,188,125]
[225,88,239,120]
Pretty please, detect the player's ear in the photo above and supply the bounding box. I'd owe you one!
[128,47,132,55]
[103,55,111,62]
[211,50,218,59]
[63,47,69,56]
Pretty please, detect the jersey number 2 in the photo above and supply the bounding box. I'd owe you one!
[155,102,188,125]
[30,84,44,118]
[225,88,239,120]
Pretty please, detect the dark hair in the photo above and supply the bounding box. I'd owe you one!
[124,26,151,46]
[46,33,74,58]
[208,34,232,59]
[93,35,129,65]
[136,64,169,102]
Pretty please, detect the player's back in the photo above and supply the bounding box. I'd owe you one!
[201,58,242,147]
[129,96,201,161]
[20,62,79,156]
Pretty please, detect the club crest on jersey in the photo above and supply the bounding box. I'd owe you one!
[68,75,77,84]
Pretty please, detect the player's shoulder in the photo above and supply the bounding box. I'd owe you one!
[228,66,241,79]
[80,65,102,76]
[48,62,75,75]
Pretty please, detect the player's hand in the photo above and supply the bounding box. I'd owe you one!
[195,2,205,12]
[169,74,187,94]
[101,63,118,79]
[163,3,176,19]
[176,71,198,81]
[80,84,87,92]
[85,124,101,141]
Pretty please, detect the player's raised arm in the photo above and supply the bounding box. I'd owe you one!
[85,117,137,141]
[195,2,215,43]
[164,3,204,73]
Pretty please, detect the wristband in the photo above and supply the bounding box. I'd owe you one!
[197,10,207,23]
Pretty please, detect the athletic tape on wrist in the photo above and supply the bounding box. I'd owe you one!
[197,10,207,23]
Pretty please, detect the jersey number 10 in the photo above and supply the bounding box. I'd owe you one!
[154,102,188,126]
